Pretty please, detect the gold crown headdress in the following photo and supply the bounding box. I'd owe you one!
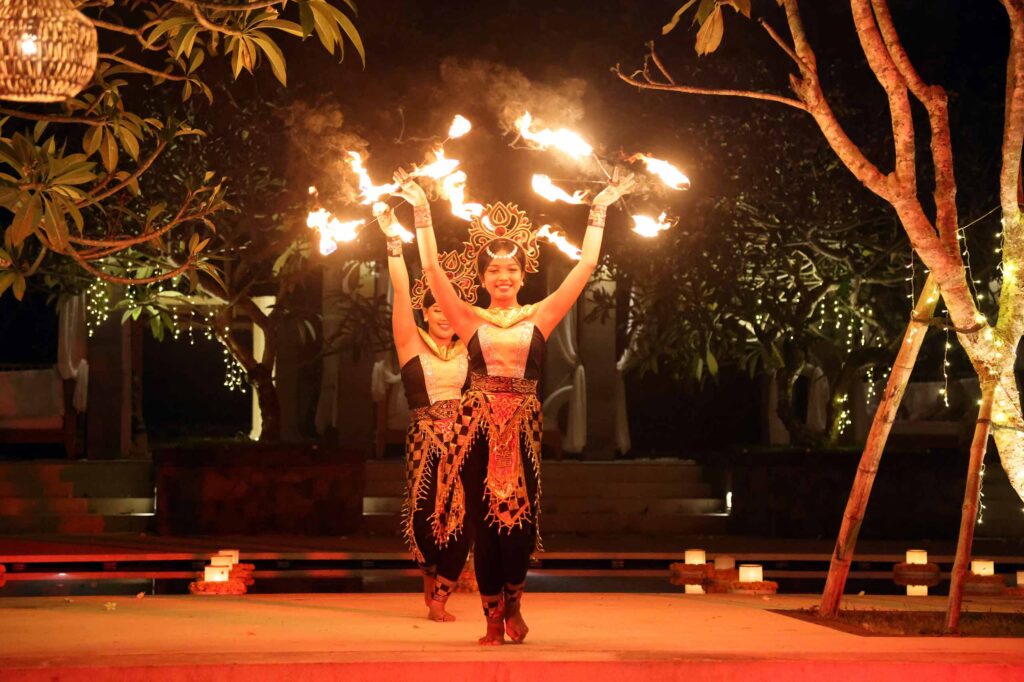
[411,249,479,310]
[463,202,540,274]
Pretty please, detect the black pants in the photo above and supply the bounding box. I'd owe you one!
[412,454,471,582]
[460,435,538,596]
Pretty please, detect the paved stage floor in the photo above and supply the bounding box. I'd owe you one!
[1,593,1022,681]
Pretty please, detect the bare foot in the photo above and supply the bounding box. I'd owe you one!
[422,573,435,608]
[505,608,529,643]
[478,620,505,645]
[427,599,456,622]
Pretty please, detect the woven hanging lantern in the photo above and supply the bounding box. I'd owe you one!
[0,0,98,103]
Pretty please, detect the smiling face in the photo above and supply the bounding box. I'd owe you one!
[424,303,454,342]
[479,245,524,307]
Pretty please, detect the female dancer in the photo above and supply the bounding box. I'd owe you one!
[375,204,477,622]
[396,169,636,644]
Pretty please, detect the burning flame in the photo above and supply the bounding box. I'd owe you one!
[514,111,593,160]
[412,147,461,180]
[537,224,582,261]
[448,114,472,139]
[346,151,399,204]
[531,175,588,205]
[632,154,690,190]
[307,208,364,255]
[441,171,484,221]
[632,212,674,238]
[371,202,414,242]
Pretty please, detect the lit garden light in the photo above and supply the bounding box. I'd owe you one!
[203,566,229,583]
[894,549,938,596]
[971,559,995,576]
[738,564,763,583]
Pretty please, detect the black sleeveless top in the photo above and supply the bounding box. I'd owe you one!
[400,357,431,410]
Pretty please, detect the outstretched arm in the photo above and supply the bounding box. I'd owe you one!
[532,174,638,339]
[375,204,421,366]
[395,169,481,341]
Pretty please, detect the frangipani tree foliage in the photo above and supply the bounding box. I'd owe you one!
[0,0,362,300]
[616,0,1023,626]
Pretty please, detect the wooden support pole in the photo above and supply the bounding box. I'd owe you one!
[819,274,939,617]
[945,378,996,633]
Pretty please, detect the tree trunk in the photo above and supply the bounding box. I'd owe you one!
[251,364,281,442]
[819,274,939,617]
[945,378,996,633]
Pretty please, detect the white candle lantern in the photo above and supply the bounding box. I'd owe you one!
[204,566,229,582]
[684,549,706,565]
[210,555,234,567]
[739,564,763,583]
[217,549,240,564]
[907,585,928,597]
[684,584,705,594]
[714,555,736,571]
[971,560,994,576]
[905,549,928,565]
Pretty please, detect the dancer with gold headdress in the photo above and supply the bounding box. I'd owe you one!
[374,204,478,622]
[393,168,637,644]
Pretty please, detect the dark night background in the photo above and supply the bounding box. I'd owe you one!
[0,0,1012,451]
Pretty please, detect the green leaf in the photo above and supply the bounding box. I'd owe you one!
[0,271,16,297]
[323,3,364,64]
[11,272,25,300]
[100,129,119,172]
[299,2,316,36]
[706,348,719,376]
[263,19,305,36]
[82,126,103,156]
[250,33,288,85]
[695,5,725,55]
[695,0,717,24]
[723,0,751,17]
[120,129,140,161]
[176,25,202,60]
[662,0,698,35]
[8,193,41,245]
[146,16,193,48]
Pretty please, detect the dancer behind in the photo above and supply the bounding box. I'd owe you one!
[375,204,478,622]
[395,169,636,644]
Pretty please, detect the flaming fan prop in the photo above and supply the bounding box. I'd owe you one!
[306,115,479,255]
[514,110,689,242]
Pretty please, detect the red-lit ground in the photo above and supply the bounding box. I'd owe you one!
[0,593,1021,681]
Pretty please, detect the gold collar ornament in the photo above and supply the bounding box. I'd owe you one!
[417,328,466,361]
[474,304,538,328]
[411,249,479,310]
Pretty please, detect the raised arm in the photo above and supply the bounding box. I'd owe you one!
[532,174,638,338]
[375,204,422,366]
[394,169,481,341]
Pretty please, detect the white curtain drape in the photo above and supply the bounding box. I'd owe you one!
[542,302,586,452]
[57,294,88,412]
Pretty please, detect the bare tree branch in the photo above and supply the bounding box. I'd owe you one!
[100,53,188,81]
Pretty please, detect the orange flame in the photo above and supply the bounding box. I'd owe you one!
[448,114,472,139]
[531,175,588,204]
[537,224,582,261]
[371,201,414,242]
[632,153,691,190]
[346,151,399,204]
[514,111,593,159]
[632,212,674,238]
[307,208,364,255]
[412,147,461,180]
[441,171,484,221]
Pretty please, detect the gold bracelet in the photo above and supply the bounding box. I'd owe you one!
[588,204,608,228]
[386,236,403,257]
[413,204,432,228]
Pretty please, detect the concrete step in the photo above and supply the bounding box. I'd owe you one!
[539,512,728,535]
[0,513,152,534]
[361,513,402,536]
[86,497,155,515]
[543,497,725,516]
[0,460,154,498]
[542,479,714,499]
[363,497,404,515]
[0,497,89,515]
